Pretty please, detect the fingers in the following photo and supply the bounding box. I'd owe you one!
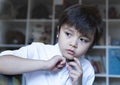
[57,61,66,68]
[56,56,66,69]
[68,58,82,71]
[67,58,83,83]
[74,57,81,66]
[50,55,66,71]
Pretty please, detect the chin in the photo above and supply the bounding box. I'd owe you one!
[63,53,74,60]
[66,56,74,62]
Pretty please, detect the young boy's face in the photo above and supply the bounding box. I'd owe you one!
[58,24,94,61]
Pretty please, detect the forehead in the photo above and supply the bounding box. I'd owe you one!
[61,24,76,32]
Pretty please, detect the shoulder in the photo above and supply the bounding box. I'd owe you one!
[28,42,61,59]
[30,42,46,47]
[25,42,55,52]
[27,42,57,55]
[30,42,54,48]
[0,42,55,57]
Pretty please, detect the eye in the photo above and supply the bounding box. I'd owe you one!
[80,37,89,43]
[65,32,72,37]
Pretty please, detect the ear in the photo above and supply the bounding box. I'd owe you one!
[57,34,59,38]
[56,25,60,38]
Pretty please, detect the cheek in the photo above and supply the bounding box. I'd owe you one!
[76,45,90,57]
[76,49,87,56]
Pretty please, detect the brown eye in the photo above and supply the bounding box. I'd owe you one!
[65,32,72,37]
[80,37,89,43]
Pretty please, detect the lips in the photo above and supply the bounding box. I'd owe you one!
[67,49,75,55]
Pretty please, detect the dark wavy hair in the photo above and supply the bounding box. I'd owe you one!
[57,4,103,47]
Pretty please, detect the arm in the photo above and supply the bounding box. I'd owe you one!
[0,55,47,75]
[0,55,66,75]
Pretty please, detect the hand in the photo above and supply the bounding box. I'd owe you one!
[47,55,66,71]
[68,57,83,85]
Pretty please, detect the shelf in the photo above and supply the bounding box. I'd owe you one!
[0,74,22,85]
[109,0,120,5]
[108,21,120,46]
[109,75,120,78]
[93,46,106,49]
[28,19,53,22]
[95,73,106,77]
[82,0,120,84]
[0,44,25,47]
[108,19,120,22]
[109,77,120,85]
[0,0,120,85]
[82,0,105,4]
[108,46,120,48]
[30,0,53,19]
[93,77,106,85]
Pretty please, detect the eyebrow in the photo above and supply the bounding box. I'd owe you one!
[67,28,75,32]
[61,25,74,32]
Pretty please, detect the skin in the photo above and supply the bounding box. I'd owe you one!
[0,55,66,75]
[57,24,94,85]
[58,24,94,60]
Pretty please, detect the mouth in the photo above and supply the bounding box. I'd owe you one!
[67,49,75,55]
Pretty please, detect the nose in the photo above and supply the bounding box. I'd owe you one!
[69,38,78,48]
[70,44,77,48]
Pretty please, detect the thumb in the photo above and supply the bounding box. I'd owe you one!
[55,55,66,69]
[50,55,66,71]
[53,55,66,64]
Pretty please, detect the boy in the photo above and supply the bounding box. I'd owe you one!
[0,4,102,85]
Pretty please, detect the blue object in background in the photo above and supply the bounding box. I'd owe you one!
[109,48,120,75]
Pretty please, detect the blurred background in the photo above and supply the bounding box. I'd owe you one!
[0,0,120,85]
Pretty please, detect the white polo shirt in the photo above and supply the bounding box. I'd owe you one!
[0,42,95,85]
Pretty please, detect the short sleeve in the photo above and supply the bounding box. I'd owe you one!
[0,42,47,59]
[0,43,40,59]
